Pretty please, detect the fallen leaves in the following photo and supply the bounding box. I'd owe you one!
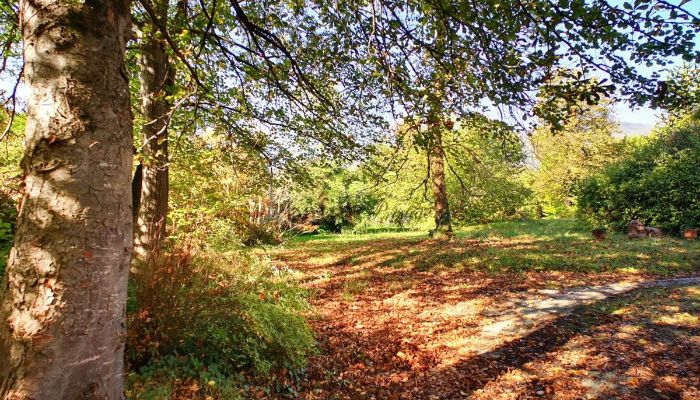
[263,235,700,400]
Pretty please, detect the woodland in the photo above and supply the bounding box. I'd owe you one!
[0,0,700,399]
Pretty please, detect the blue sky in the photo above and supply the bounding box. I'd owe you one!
[613,0,700,127]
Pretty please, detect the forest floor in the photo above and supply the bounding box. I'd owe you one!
[270,220,700,400]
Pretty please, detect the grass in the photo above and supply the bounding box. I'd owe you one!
[271,219,700,399]
[286,229,426,243]
[278,219,700,277]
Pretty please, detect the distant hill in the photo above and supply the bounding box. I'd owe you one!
[619,121,653,137]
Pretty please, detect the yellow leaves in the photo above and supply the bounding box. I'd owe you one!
[655,312,699,327]
[684,286,700,300]
[611,306,631,315]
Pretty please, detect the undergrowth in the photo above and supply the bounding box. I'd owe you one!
[126,246,315,399]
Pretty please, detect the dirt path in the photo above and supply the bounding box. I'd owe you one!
[476,277,700,354]
[272,238,700,399]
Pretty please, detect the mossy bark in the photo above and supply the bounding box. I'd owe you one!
[0,0,132,398]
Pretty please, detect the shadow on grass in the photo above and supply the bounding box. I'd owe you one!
[276,229,698,309]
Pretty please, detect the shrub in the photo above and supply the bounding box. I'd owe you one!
[126,246,315,378]
[576,117,700,233]
[290,163,379,233]
[0,115,24,279]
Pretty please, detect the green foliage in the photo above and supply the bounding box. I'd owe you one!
[368,116,532,227]
[444,119,532,224]
[127,247,315,379]
[656,64,700,118]
[530,101,624,217]
[124,247,312,399]
[577,116,700,233]
[286,115,532,232]
[168,132,274,248]
[307,0,700,133]
[289,163,379,233]
[0,113,25,278]
[126,354,245,400]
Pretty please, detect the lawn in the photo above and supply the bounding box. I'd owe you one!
[276,219,699,280]
[267,219,700,399]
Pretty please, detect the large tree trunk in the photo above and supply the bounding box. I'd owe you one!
[0,0,132,398]
[133,5,172,260]
[428,127,454,239]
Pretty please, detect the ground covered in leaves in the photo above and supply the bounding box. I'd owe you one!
[269,220,700,399]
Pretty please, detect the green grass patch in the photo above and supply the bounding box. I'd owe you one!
[280,219,700,276]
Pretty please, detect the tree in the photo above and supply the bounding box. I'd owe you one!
[288,162,379,233]
[129,0,383,255]
[577,114,700,232]
[132,0,173,258]
[132,0,700,243]
[530,99,623,216]
[0,0,133,398]
[309,0,700,235]
[369,114,529,228]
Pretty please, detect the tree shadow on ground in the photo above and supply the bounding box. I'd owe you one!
[300,285,700,400]
[274,230,700,399]
[276,234,698,309]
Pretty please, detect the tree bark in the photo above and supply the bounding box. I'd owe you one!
[424,16,454,240]
[428,127,454,239]
[0,0,132,398]
[133,4,171,260]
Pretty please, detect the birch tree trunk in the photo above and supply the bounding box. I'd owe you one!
[133,2,171,259]
[0,0,133,398]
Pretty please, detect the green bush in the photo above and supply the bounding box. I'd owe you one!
[530,100,623,217]
[290,163,380,233]
[577,117,700,233]
[0,114,24,279]
[126,246,315,380]
[0,195,14,277]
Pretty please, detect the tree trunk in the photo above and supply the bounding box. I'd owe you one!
[424,16,453,240]
[133,6,171,260]
[428,127,454,239]
[0,0,132,398]
[132,162,143,222]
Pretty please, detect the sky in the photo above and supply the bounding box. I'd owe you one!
[613,0,700,129]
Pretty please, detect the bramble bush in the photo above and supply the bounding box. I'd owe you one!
[576,116,700,233]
